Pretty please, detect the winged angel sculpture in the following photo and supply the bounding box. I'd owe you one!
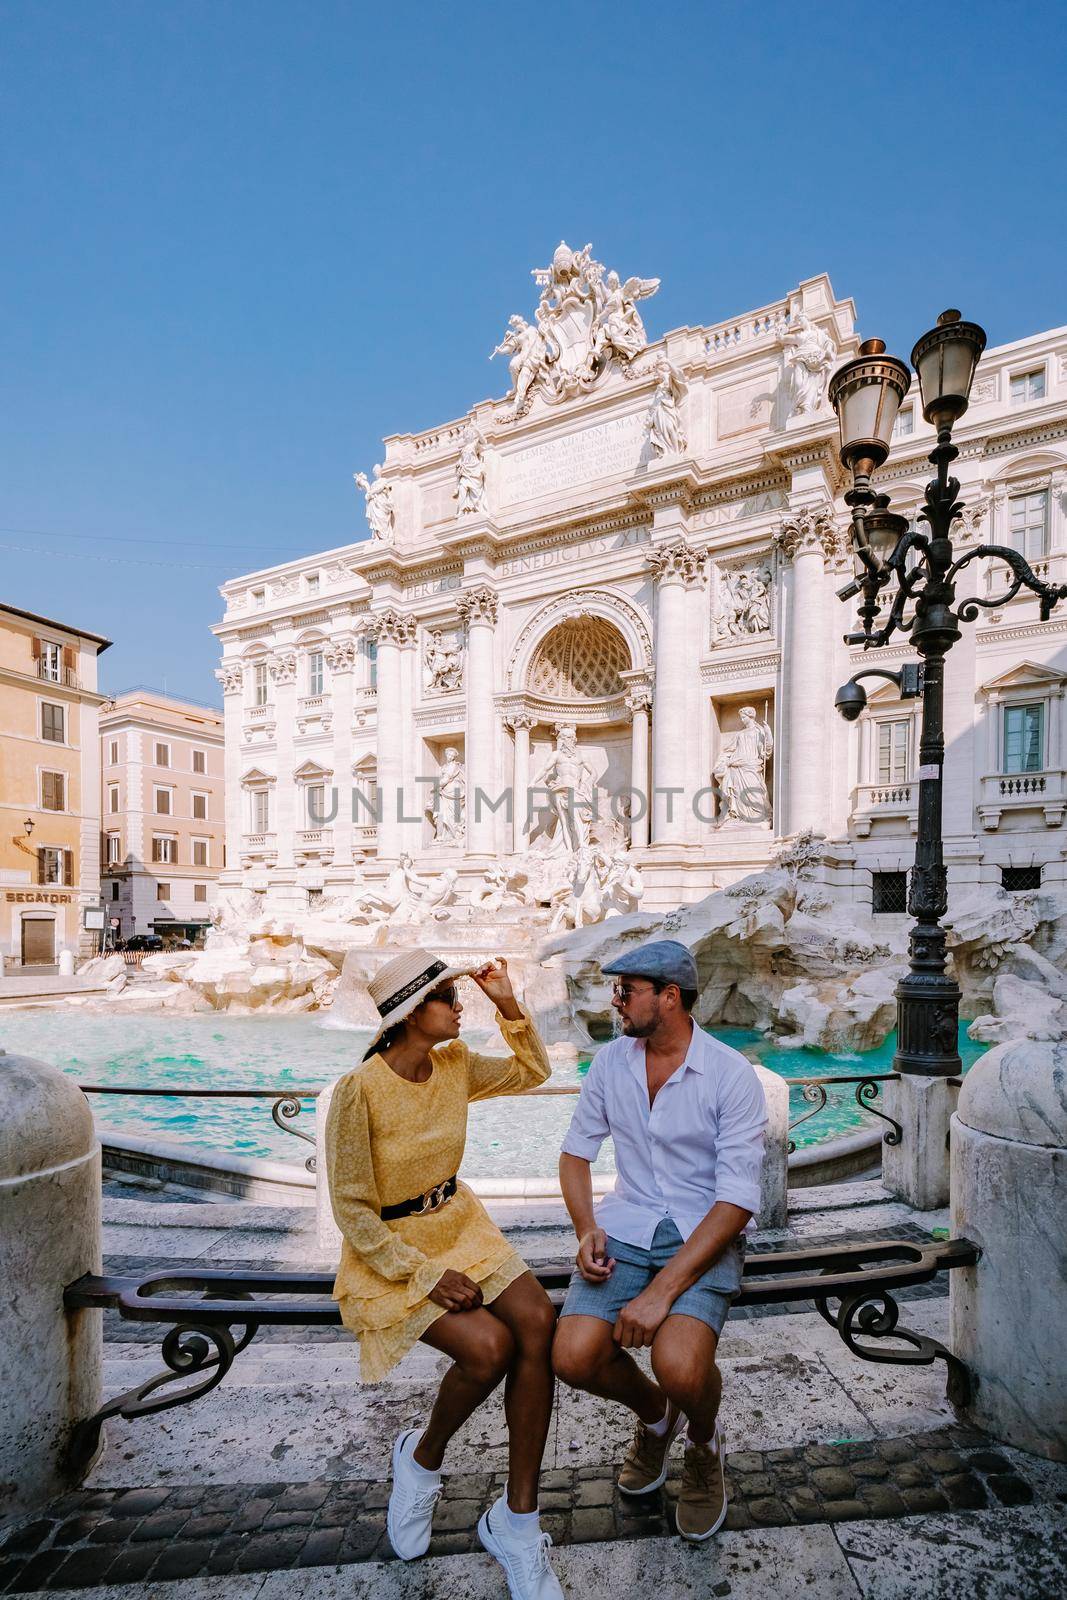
[491,241,659,419]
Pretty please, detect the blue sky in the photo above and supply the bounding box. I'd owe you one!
[3,0,1064,705]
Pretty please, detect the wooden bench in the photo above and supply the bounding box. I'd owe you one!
[64,1235,978,1462]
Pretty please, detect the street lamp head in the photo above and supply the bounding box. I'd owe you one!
[910,309,987,434]
[23,817,34,837]
[828,339,913,492]
[834,680,868,722]
[854,495,910,575]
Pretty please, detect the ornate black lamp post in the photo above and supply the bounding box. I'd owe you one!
[829,312,1067,1076]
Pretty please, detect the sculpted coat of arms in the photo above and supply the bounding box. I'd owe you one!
[491,240,659,420]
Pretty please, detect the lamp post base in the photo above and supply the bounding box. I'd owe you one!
[893,971,963,1077]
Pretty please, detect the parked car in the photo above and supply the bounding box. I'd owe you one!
[120,935,164,953]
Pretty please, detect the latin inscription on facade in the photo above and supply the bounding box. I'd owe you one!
[500,525,650,578]
[500,412,647,505]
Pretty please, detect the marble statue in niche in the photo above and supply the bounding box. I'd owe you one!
[425,747,466,847]
[713,705,774,825]
[531,724,597,854]
[354,464,395,542]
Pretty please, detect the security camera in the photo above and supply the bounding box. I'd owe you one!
[835,680,868,722]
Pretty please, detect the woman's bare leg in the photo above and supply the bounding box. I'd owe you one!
[414,1308,515,1470]
[481,1273,557,1512]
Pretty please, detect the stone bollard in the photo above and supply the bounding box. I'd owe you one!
[0,951,6,978]
[753,1065,789,1228]
[0,1052,102,1525]
[951,1038,1067,1459]
[881,1074,959,1210]
[58,949,76,977]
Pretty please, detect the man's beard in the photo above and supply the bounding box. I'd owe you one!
[619,1015,656,1038]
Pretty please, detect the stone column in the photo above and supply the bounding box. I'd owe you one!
[774,505,839,837]
[371,611,408,862]
[269,650,299,872]
[215,663,246,880]
[0,1052,101,1521]
[506,712,535,852]
[951,1039,1067,1458]
[324,637,356,869]
[625,685,652,848]
[647,542,703,845]
[753,1065,789,1228]
[398,623,421,854]
[458,586,499,856]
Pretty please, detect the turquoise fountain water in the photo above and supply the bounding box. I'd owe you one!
[0,1012,985,1178]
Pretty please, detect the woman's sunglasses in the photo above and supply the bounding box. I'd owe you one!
[424,984,459,1008]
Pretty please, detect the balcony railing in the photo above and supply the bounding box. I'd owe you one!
[296,828,334,858]
[241,832,277,855]
[37,661,79,689]
[246,704,273,721]
[850,781,918,837]
[978,768,1067,830]
[298,694,330,715]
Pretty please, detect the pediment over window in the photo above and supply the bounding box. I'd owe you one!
[352,754,377,774]
[978,660,1067,698]
[241,766,276,786]
[293,759,333,781]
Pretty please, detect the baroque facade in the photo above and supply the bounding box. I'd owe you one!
[213,253,1067,913]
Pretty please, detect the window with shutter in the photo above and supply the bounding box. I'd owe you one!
[42,771,65,810]
[63,850,73,886]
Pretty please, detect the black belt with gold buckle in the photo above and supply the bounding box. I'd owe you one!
[381,1175,458,1220]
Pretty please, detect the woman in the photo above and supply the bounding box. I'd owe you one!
[325,949,564,1600]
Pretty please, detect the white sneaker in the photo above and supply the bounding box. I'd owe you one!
[477,1497,565,1599]
[386,1427,441,1561]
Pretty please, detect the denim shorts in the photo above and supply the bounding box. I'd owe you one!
[558,1218,746,1336]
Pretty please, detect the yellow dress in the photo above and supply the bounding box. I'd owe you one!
[325,1007,551,1382]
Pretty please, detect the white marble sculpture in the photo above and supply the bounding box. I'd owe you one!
[548,844,604,932]
[533,724,597,854]
[425,747,466,846]
[714,706,774,825]
[354,465,395,542]
[646,361,687,458]
[492,241,659,417]
[453,423,487,515]
[598,848,645,918]
[469,862,531,912]
[356,852,431,923]
[715,564,772,640]
[781,308,835,416]
[424,629,464,694]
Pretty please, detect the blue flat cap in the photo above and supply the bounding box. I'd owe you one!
[602,938,698,990]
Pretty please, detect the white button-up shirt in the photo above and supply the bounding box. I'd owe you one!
[560,1024,768,1248]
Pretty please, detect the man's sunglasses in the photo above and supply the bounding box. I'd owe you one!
[611,980,661,1002]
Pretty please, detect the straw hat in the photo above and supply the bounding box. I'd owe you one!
[364,948,482,1052]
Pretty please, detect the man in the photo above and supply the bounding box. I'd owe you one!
[552,939,766,1542]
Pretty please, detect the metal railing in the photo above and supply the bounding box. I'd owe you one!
[79,1071,905,1175]
[782,1072,902,1153]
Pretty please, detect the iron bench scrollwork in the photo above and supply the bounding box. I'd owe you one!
[64,1236,979,1459]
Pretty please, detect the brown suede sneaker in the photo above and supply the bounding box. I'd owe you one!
[675,1426,728,1541]
[617,1403,685,1495]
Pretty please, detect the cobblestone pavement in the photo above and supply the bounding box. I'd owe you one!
[1,1426,1060,1594]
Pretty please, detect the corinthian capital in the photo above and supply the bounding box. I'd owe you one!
[645,540,704,586]
[216,662,244,695]
[323,637,357,673]
[457,585,499,627]
[268,650,298,684]
[774,504,841,565]
[369,607,417,647]
[625,684,653,716]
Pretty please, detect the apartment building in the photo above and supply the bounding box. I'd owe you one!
[100,689,225,943]
[0,602,111,964]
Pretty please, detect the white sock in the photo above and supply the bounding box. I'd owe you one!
[498,1493,540,1538]
[404,1431,440,1480]
[647,1404,673,1437]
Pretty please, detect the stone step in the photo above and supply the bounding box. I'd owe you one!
[5,1495,1066,1597]
[91,1301,958,1490]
